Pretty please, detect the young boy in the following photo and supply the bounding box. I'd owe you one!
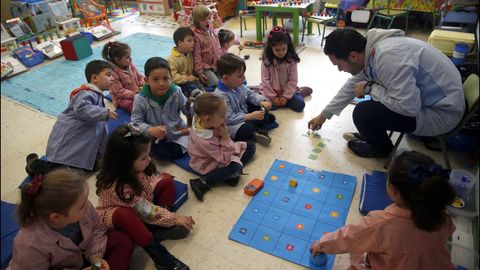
[213,53,275,146]
[26,60,118,175]
[167,27,200,97]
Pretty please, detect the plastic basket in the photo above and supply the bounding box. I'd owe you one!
[13,46,45,68]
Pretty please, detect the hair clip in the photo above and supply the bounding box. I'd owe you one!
[407,164,447,187]
[124,123,142,138]
[26,175,43,197]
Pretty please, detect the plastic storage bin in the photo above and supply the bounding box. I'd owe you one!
[12,46,45,67]
[428,30,475,57]
[448,169,478,219]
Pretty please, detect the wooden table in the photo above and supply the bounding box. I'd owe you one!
[255,0,316,46]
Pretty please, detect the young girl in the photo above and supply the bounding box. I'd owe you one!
[131,57,191,161]
[310,151,456,270]
[259,26,313,113]
[12,168,134,270]
[218,29,244,56]
[192,5,222,87]
[102,41,145,113]
[96,125,194,270]
[188,93,256,201]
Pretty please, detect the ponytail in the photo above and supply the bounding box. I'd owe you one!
[101,41,131,66]
[388,151,455,231]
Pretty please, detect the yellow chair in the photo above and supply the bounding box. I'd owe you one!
[367,0,409,33]
[301,0,340,46]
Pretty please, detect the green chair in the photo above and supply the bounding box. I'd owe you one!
[367,0,409,33]
[384,74,480,169]
[301,0,340,46]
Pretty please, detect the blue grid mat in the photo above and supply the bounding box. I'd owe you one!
[229,159,357,269]
[1,33,174,116]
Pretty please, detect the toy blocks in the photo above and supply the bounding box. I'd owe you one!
[60,34,92,61]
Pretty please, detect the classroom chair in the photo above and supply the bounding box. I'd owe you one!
[367,0,409,34]
[301,0,340,46]
[74,0,110,27]
[384,74,479,169]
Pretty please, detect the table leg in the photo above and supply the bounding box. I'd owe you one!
[293,10,299,46]
[307,4,313,34]
[256,10,263,42]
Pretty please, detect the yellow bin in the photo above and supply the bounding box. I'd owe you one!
[428,30,476,56]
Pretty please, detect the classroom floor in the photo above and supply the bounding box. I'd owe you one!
[1,16,469,270]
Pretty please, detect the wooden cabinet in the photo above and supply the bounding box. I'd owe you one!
[217,0,238,18]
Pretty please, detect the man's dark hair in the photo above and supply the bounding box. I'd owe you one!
[173,27,195,46]
[85,60,112,82]
[217,53,246,77]
[324,28,367,60]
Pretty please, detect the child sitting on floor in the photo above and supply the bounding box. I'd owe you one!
[259,26,312,112]
[218,29,244,56]
[310,151,456,270]
[168,27,201,97]
[12,168,134,269]
[188,93,256,201]
[192,5,222,87]
[131,57,191,161]
[26,60,118,176]
[214,53,275,146]
[96,125,194,270]
[102,41,145,113]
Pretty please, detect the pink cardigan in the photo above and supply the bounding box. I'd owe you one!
[11,201,107,270]
[96,172,176,229]
[317,204,455,270]
[193,25,221,75]
[259,58,299,100]
[188,124,246,175]
[109,62,145,106]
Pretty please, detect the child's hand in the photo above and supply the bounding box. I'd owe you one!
[88,257,110,270]
[187,75,197,82]
[354,81,367,98]
[247,110,265,121]
[260,101,272,110]
[148,126,166,140]
[108,109,118,120]
[271,97,283,107]
[238,43,244,50]
[176,126,191,136]
[198,73,208,84]
[175,215,195,230]
[218,123,229,140]
[310,240,323,257]
[279,97,288,106]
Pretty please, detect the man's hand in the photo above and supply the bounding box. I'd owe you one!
[308,114,327,131]
[354,81,368,98]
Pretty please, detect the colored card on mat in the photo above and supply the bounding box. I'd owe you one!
[289,164,310,180]
[272,234,309,265]
[250,225,282,253]
[283,213,316,241]
[253,185,280,205]
[228,218,258,245]
[309,171,335,186]
[263,170,288,188]
[318,203,348,227]
[261,206,292,232]
[273,190,301,213]
[241,200,270,224]
[326,187,354,210]
[332,174,357,191]
[310,221,340,240]
[302,182,330,202]
[294,196,324,219]
[271,159,293,173]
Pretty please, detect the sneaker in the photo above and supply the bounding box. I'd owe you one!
[189,179,210,201]
[190,88,202,98]
[299,87,313,97]
[347,140,391,158]
[342,132,363,141]
[168,259,190,270]
[225,177,240,187]
[254,132,271,146]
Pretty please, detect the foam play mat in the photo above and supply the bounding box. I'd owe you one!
[229,159,357,269]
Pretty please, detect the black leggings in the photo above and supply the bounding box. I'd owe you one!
[353,100,416,151]
[151,140,184,160]
[235,104,276,142]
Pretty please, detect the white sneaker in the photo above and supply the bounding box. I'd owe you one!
[343,132,363,141]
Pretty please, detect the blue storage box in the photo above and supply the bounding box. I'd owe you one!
[13,46,45,67]
[358,170,393,215]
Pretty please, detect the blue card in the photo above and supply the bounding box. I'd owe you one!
[250,225,282,253]
[261,206,292,232]
[263,170,288,188]
[271,159,293,173]
[332,174,357,191]
[318,203,348,227]
[241,200,270,224]
[309,171,335,186]
[310,221,340,240]
[272,234,309,264]
[228,218,258,245]
[302,182,330,202]
[294,196,324,220]
[283,213,316,241]
[253,185,280,205]
[273,190,301,213]
[325,187,354,209]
